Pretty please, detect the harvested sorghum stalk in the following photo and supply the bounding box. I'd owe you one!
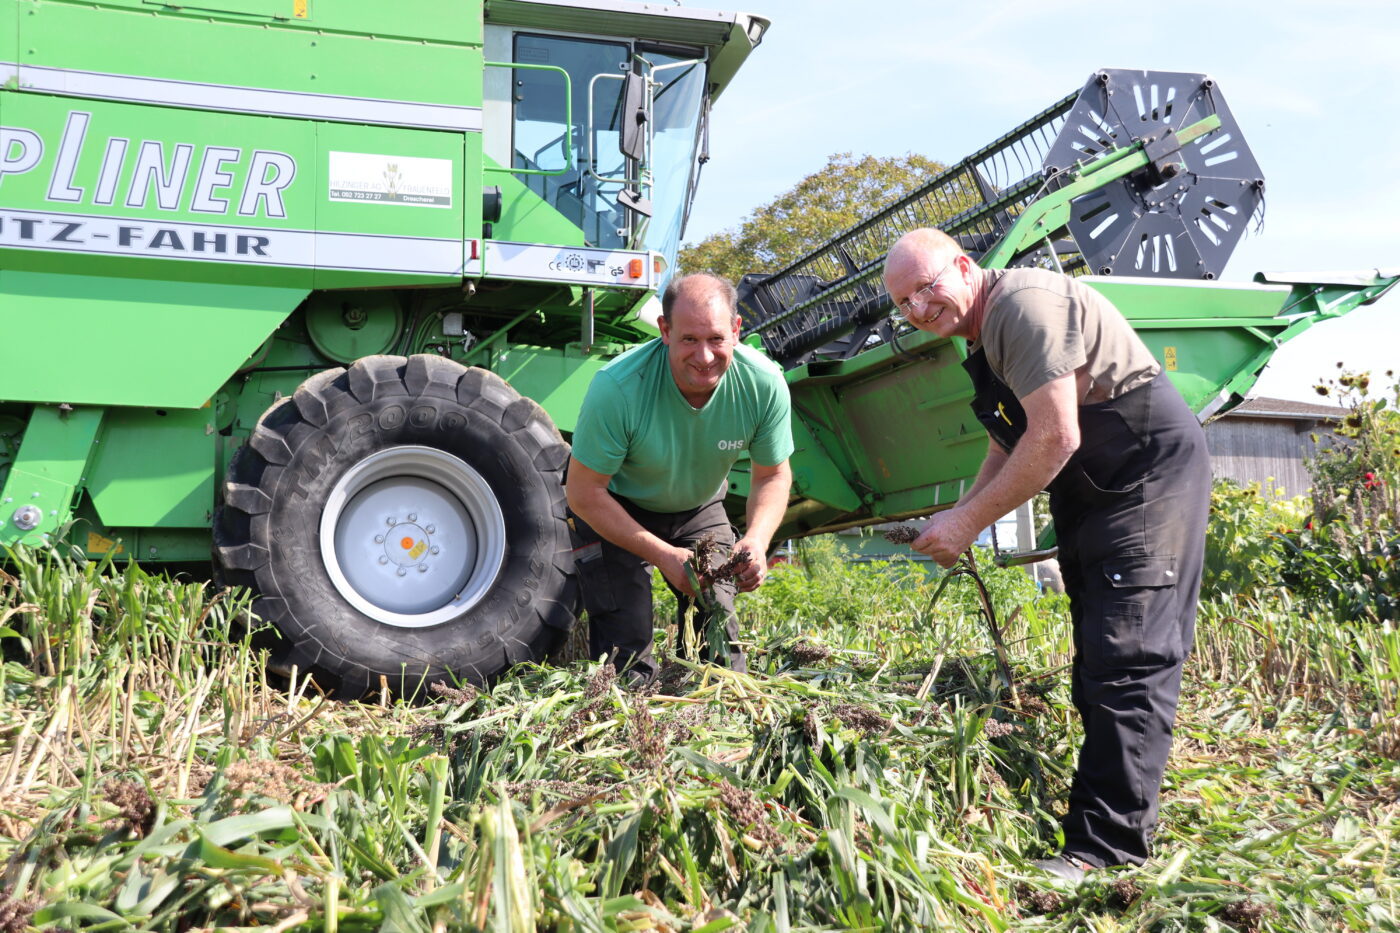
[882,525,920,544]
[789,640,832,665]
[702,548,752,585]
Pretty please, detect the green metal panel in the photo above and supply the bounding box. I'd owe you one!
[86,407,214,528]
[0,270,303,407]
[312,121,469,289]
[784,336,985,524]
[0,404,102,545]
[463,129,484,256]
[6,5,483,290]
[1089,278,1295,411]
[786,414,861,513]
[22,0,481,108]
[142,0,290,19]
[1,3,15,76]
[71,493,216,562]
[489,344,611,433]
[0,92,319,286]
[1086,278,1291,321]
[486,154,585,249]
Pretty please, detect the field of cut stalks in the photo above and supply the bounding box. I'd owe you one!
[0,529,1397,932]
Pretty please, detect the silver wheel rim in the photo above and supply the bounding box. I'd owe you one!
[319,445,506,628]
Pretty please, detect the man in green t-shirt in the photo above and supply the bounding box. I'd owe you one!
[883,228,1211,882]
[566,273,794,684]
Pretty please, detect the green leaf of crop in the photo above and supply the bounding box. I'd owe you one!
[601,809,642,900]
[829,787,900,839]
[373,882,431,933]
[33,902,135,928]
[200,805,297,846]
[673,746,742,783]
[411,882,466,909]
[194,829,285,872]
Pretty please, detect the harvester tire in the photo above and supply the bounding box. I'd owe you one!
[213,354,578,696]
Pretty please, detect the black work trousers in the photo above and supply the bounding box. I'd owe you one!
[569,496,744,680]
[1048,373,1212,868]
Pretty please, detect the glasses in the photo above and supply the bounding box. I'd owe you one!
[893,261,956,320]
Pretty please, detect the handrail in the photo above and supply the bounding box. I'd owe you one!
[483,60,573,177]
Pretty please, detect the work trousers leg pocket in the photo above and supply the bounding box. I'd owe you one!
[1081,555,1183,675]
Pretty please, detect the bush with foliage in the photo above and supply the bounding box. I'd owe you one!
[1273,368,1400,621]
[1201,479,1308,602]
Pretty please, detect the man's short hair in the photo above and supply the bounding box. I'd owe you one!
[885,228,965,282]
[661,273,739,325]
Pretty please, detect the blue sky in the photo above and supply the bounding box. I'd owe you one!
[683,0,1400,402]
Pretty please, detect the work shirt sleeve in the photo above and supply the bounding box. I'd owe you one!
[984,286,1087,400]
[570,373,631,477]
[749,378,795,467]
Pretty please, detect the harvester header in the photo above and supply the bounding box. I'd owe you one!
[739,69,1264,369]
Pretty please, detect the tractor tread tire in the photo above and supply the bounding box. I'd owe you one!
[212,354,577,697]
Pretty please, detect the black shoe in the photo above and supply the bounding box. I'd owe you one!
[620,668,658,692]
[1031,854,1090,885]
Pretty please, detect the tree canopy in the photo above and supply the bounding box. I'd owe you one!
[678,152,946,283]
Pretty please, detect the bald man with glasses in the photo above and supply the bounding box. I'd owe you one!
[884,228,1212,883]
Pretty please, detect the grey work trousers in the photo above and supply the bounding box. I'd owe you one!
[569,495,744,680]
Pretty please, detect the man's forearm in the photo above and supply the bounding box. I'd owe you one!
[570,488,674,566]
[957,430,1071,532]
[742,464,792,552]
[961,442,1009,504]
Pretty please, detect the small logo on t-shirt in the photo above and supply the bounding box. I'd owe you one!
[717,439,746,451]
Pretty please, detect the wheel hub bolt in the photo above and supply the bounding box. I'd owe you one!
[417,564,429,573]
[408,513,417,522]
[379,556,389,565]
[386,517,397,526]
[374,534,384,544]
[425,525,436,534]
[396,567,407,577]
[430,546,440,555]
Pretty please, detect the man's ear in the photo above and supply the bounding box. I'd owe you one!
[658,315,671,343]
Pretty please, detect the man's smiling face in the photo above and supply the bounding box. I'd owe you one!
[659,287,741,407]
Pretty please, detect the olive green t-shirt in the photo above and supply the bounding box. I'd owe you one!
[571,339,794,513]
[974,268,1160,402]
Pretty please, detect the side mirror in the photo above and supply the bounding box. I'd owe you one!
[619,71,648,162]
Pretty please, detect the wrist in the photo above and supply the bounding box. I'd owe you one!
[949,506,984,543]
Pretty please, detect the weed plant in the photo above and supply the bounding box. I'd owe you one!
[0,534,1396,931]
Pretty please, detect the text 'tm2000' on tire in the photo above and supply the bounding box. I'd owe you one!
[214,354,577,697]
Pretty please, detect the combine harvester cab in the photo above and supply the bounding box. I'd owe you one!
[733,69,1398,542]
[0,0,767,694]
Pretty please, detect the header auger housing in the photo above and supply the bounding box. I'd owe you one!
[739,69,1264,369]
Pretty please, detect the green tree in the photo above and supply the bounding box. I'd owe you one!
[679,152,946,281]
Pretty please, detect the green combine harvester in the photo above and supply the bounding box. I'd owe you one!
[0,1,1390,694]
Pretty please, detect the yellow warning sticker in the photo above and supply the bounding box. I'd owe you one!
[87,531,124,554]
[409,540,427,560]
[1164,346,1178,372]
[293,0,308,18]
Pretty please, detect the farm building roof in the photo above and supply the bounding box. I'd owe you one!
[1225,396,1345,421]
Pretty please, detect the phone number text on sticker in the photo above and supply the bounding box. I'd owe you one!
[328,152,453,209]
